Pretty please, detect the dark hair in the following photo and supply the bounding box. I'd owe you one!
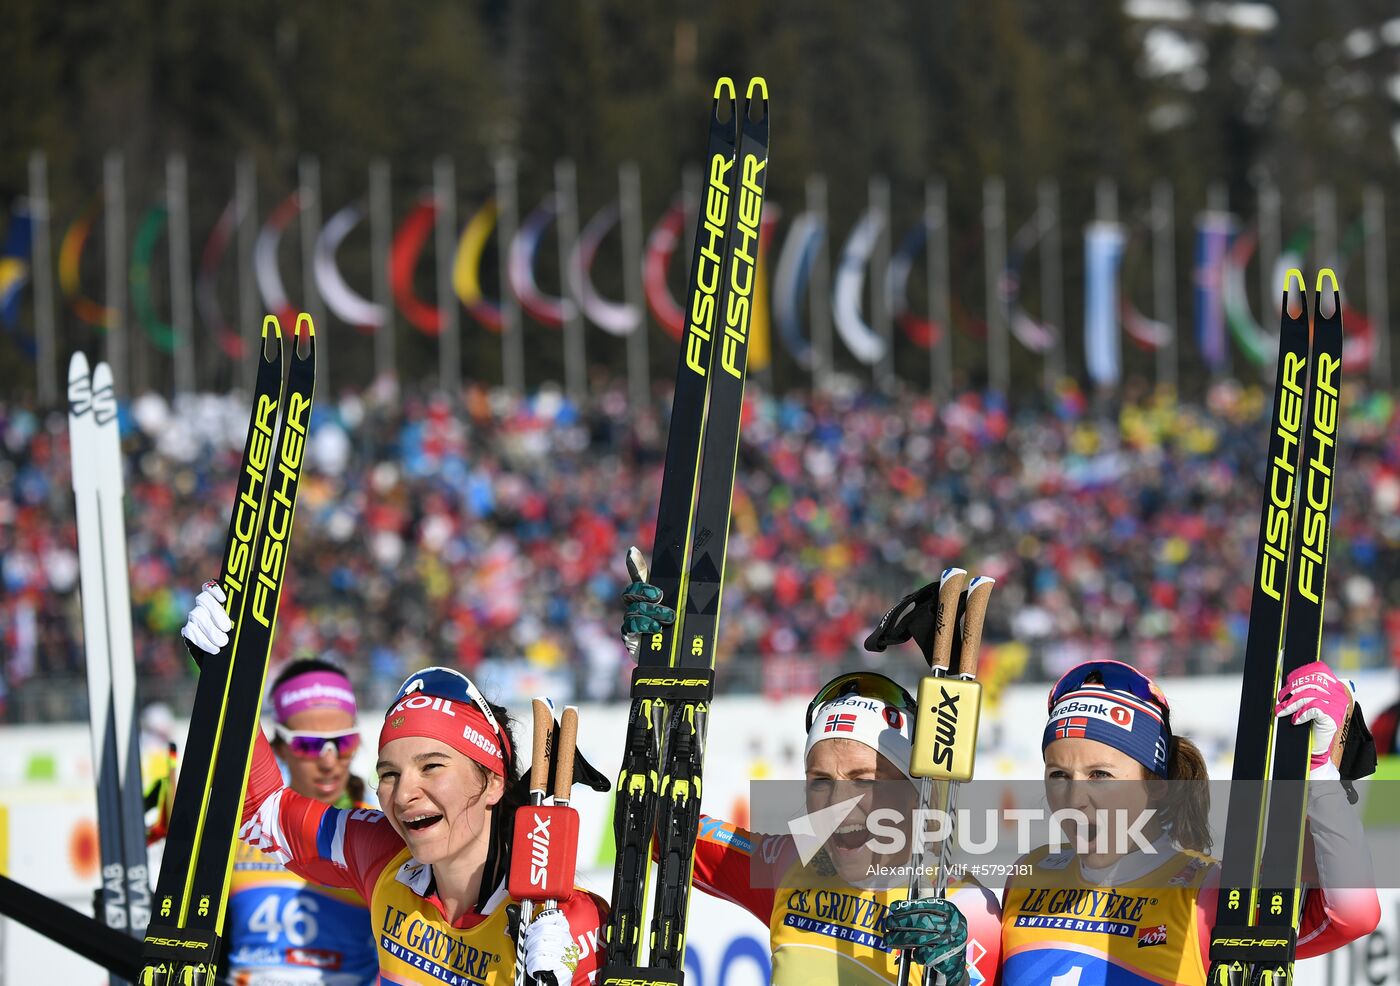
[467,700,525,910]
[1156,736,1211,853]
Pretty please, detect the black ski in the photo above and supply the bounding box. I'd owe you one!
[601,77,740,976]
[601,77,770,986]
[1209,271,1344,985]
[140,314,317,986]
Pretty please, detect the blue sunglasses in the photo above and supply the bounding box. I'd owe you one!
[1048,660,1171,725]
[389,666,512,761]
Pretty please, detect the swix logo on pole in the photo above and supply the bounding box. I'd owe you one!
[930,686,961,770]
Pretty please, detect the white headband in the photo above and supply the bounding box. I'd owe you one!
[804,693,915,780]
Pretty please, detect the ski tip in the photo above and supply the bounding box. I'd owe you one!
[68,350,89,380]
[713,77,737,101]
[1315,268,1339,295]
[261,314,283,340]
[295,312,316,338]
[746,77,768,101]
[91,361,114,394]
[1284,268,1306,296]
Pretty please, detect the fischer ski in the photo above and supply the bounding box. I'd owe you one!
[600,76,770,986]
[1209,270,1343,986]
[139,314,317,986]
[69,353,151,977]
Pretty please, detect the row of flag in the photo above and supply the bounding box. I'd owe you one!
[1,154,1390,402]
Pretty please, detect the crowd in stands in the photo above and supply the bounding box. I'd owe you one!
[2,373,1398,718]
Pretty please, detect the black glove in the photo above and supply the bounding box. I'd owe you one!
[864,581,939,665]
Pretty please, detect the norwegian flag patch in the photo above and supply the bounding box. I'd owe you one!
[1054,717,1088,740]
[825,713,859,733]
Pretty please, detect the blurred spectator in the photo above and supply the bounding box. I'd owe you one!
[1,375,1396,717]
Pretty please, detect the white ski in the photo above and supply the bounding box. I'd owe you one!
[69,353,150,975]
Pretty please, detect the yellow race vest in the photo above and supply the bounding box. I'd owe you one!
[1001,846,1215,986]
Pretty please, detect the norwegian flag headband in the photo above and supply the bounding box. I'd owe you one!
[804,677,916,780]
[1042,683,1171,777]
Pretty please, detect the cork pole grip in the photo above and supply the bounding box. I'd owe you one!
[554,706,579,805]
[530,698,553,797]
[930,570,968,672]
[956,577,995,678]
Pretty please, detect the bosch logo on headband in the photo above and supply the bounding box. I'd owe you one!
[461,722,501,759]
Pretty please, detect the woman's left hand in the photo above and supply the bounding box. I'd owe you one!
[1275,660,1356,773]
[522,907,580,986]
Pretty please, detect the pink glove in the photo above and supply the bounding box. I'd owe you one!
[1274,661,1355,772]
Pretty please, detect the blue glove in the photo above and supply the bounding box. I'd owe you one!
[884,896,969,986]
[620,546,675,661]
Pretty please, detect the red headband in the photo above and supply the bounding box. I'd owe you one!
[379,693,507,776]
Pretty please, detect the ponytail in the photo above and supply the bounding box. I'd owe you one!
[1158,736,1211,853]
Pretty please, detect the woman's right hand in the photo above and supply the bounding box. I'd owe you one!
[182,581,232,659]
[620,546,675,662]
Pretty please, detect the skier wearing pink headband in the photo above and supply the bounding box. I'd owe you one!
[183,586,607,986]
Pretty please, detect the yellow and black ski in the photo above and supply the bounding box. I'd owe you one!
[600,77,769,986]
[1209,271,1342,986]
[140,315,317,986]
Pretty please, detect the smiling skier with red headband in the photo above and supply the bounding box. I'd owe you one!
[183,585,606,986]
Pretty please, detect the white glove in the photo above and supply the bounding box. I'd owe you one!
[522,907,579,986]
[182,582,232,656]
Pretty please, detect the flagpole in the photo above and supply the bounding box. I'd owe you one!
[1364,184,1390,388]
[167,154,195,396]
[1207,180,1231,380]
[1151,180,1177,393]
[807,173,832,393]
[983,176,1008,397]
[555,159,585,403]
[103,152,129,397]
[433,156,460,395]
[1038,179,1063,394]
[235,155,259,394]
[1314,184,1337,268]
[496,153,524,394]
[1095,178,1120,394]
[299,155,326,386]
[868,176,893,393]
[369,157,396,386]
[28,152,57,406]
[1257,176,1280,330]
[928,177,951,401]
[620,162,648,408]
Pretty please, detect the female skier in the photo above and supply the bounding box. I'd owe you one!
[984,658,1380,984]
[184,585,605,985]
[621,565,1001,986]
[225,657,376,985]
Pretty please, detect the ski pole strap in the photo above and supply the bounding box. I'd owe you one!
[628,666,715,702]
[864,581,940,664]
[1339,701,1377,788]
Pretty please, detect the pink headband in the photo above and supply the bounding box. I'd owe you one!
[271,670,358,723]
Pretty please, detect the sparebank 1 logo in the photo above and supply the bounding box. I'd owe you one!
[788,795,864,865]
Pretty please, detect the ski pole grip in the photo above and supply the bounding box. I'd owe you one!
[930,569,968,672]
[955,577,995,678]
[554,706,579,804]
[530,698,553,798]
[626,545,649,585]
